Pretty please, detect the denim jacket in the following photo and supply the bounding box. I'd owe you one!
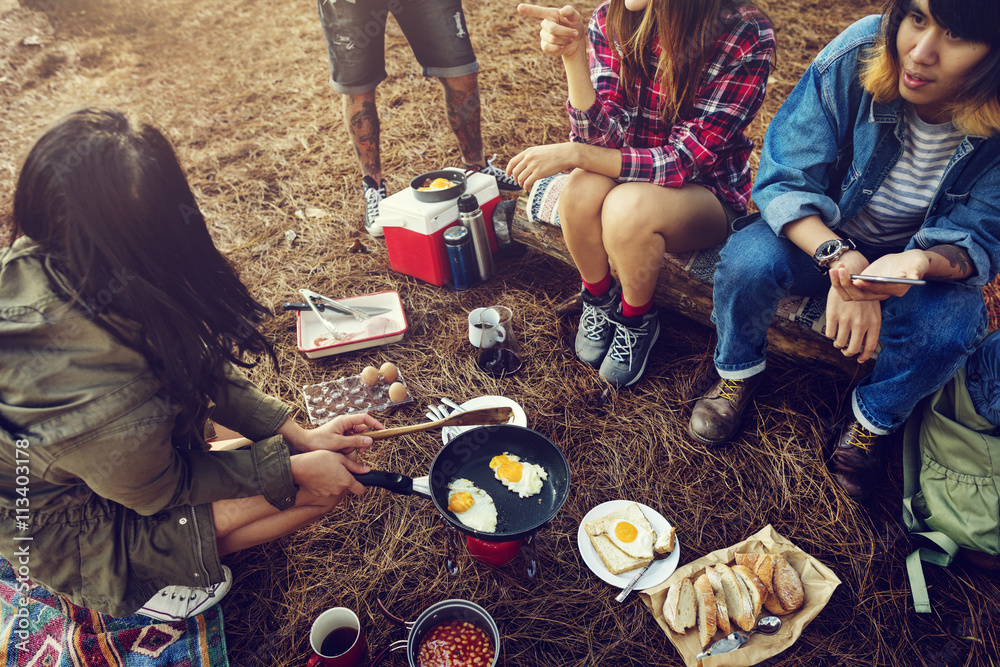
[746,15,1000,287]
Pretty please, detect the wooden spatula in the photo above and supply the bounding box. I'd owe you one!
[210,407,515,451]
[368,406,514,440]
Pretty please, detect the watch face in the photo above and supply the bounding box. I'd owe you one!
[816,240,841,261]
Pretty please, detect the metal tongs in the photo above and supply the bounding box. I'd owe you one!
[298,288,371,337]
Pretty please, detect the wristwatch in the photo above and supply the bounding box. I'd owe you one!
[813,238,856,272]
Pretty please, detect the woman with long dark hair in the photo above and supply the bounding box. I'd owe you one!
[0,109,382,620]
[511,0,774,387]
[688,0,1000,502]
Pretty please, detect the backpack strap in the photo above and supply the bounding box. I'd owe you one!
[901,385,964,614]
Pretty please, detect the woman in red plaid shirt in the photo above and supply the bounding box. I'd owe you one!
[510,0,774,388]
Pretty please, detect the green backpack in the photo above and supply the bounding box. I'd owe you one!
[902,365,1000,613]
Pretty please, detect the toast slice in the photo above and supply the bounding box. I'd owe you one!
[662,577,697,634]
[772,555,805,613]
[693,574,718,648]
[704,564,731,634]
[584,503,655,574]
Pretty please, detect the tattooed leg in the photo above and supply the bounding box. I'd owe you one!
[343,92,381,181]
[440,73,484,166]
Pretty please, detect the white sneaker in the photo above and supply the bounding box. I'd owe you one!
[137,565,233,622]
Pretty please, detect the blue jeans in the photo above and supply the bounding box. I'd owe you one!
[710,220,988,433]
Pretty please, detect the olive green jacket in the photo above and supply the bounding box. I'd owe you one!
[0,237,296,616]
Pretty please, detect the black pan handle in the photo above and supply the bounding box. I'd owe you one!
[354,471,414,494]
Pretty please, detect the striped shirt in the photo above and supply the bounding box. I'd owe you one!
[839,104,964,246]
[568,2,775,212]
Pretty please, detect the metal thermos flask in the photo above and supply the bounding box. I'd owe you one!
[458,194,494,282]
[444,225,477,291]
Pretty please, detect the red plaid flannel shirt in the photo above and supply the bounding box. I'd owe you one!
[569,2,775,212]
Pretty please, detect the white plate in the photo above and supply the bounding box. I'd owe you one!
[577,500,681,590]
[443,395,528,443]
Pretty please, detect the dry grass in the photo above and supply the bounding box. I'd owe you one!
[2,0,999,665]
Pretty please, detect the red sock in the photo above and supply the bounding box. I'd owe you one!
[582,272,612,298]
[621,296,653,319]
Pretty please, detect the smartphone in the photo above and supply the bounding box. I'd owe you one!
[850,274,926,285]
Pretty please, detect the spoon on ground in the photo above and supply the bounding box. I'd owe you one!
[695,616,782,661]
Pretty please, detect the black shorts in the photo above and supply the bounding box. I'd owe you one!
[317,0,479,94]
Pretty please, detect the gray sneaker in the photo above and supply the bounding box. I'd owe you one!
[575,281,622,368]
[362,176,387,237]
[468,154,522,191]
[599,305,660,387]
[137,565,233,622]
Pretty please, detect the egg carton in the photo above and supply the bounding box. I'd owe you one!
[301,371,413,425]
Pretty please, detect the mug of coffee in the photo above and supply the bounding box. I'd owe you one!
[307,607,367,667]
[468,307,507,349]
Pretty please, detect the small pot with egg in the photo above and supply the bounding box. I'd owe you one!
[353,425,570,572]
[369,598,500,667]
[410,169,468,203]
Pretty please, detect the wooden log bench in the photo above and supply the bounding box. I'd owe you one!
[509,174,873,376]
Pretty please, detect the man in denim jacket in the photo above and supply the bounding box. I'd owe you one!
[687,0,1000,501]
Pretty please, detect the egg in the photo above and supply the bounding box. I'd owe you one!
[446,479,497,533]
[488,453,547,498]
[388,382,408,402]
[379,362,399,384]
[603,519,655,560]
[360,366,379,386]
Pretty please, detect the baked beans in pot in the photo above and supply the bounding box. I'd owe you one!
[370,599,499,667]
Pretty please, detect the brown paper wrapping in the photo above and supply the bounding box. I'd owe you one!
[639,524,841,667]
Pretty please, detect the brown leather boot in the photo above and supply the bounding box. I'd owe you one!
[688,374,762,444]
[826,418,881,500]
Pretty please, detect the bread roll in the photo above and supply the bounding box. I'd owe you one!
[734,552,759,570]
[751,554,786,615]
[693,574,718,648]
[704,566,731,634]
[663,577,697,634]
[772,555,805,613]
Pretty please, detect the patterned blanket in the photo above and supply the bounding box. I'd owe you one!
[0,556,229,667]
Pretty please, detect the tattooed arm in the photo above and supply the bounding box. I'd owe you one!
[924,244,974,280]
[830,244,974,301]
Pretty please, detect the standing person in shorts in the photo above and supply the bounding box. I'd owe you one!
[687,0,1000,501]
[316,0,521,237]
[0,109,384,620]
[509,0,775,388]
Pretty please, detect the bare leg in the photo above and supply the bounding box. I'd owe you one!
[602,182,728,306]
[212,489,343,556]
[440,73,484,167]
[558,168,618,283]
[342,91,381,181]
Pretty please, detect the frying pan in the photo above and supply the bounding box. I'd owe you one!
[354,424,570,543]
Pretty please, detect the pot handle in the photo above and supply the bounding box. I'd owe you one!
[367,640,408,667]
[353,471,414,495]
[376,598,409,627]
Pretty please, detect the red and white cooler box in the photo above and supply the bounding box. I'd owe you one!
[378,171,500,286]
